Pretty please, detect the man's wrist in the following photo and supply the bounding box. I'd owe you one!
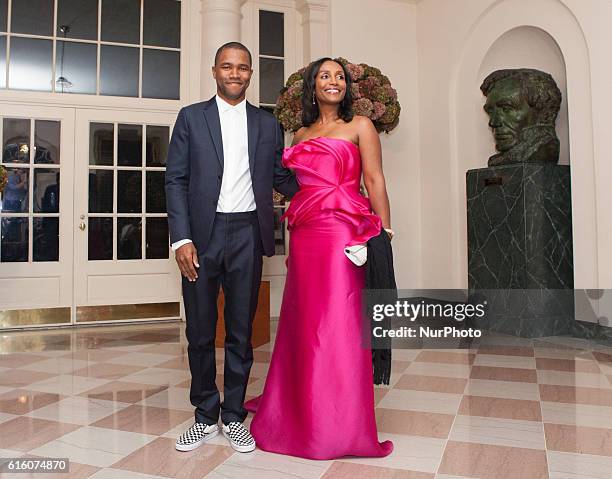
[171,239,193,251]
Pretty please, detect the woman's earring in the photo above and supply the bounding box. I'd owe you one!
[312,91,316,105]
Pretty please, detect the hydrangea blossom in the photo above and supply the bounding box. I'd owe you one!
[273,58,401,134]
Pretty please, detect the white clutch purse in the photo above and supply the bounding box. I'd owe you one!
[344,244,367,266]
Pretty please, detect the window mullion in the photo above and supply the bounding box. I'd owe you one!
[113,121,118,261]
[96,0,102,94]
[28,118,34,263]
[52,0,58,93]
[141,123,146,259]
[5,0,10,89]
[138,0,143,98]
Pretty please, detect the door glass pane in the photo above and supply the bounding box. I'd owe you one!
[1,168,29,213]
[90,123,114,166]
[88,217,113,260]
[34,168,59,213]
[143,0,181,48]
[117,217,141,259]
[118,124,142,166]
[146,217,168,259]
[259,58,284,104]
[146,171,165,213]
[35,120,61,164]
[0,0,7,32]
[57,0,99,40]
[9,37,53,92]
[100,45,139,97]
[11,0,53,36]
[101,0,140,44]
[146,125,168,167]
[89,169,113,213]
[3,118,30,164]
[0,35,6,88]
[1,217,28,262]
[259,11,284,57]
[33,217,59,261]
[142,49,179,100]
[117,170,141,213]
[55,41,97,94]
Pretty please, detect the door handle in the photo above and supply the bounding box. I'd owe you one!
[79,222,86,231]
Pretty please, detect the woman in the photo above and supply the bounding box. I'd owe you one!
[245,57,393,459]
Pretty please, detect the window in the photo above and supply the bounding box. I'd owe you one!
[258,9,286,255]
[87,122,170,260]
[0,0,180,99]
[0,117,61,262]
[258,10,284,106]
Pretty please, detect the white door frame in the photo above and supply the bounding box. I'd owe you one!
[0,103,75,327]
[72,108,181,324]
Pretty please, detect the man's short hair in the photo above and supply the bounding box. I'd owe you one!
[480,69,562,125]
[214,42,252,67]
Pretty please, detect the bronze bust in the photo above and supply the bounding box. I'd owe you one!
[481,69,562,166]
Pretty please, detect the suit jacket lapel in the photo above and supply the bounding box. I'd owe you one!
[202,97,224,169]
[247,103,260,177]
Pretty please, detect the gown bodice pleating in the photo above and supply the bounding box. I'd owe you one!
[281,136,382,246]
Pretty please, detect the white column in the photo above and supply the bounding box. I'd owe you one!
[296,0,331,64]
[200,0,245,99]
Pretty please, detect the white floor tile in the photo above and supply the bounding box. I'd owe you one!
[29,426,156,468]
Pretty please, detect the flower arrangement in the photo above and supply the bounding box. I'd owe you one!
[274,57,401,134]
[0,166,6,194]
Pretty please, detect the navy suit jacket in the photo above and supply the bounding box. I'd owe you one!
[165,97,299,257]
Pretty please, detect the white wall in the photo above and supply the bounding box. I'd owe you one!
[243,0,610,314]
[415,0,607,297]
[331,0,421,289]
[568,0,612,293]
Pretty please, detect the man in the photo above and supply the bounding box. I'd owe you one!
[481,68,562,166]
[165,42,298,453]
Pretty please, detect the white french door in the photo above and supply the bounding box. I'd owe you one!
[0,105,182,329]
[73,109,180,323]
[0,104,75,326]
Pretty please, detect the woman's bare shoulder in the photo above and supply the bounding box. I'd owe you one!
[352,115,375,130]
[291,127,308,146]
[353,115,379,142]
[346,115,376,145]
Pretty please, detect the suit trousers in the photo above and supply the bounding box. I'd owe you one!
[182,210,263,424]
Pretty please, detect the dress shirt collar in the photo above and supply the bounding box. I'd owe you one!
[215,95,247,115]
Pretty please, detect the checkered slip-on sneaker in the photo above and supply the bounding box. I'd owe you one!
[221,421,256,452]
[175,422,219,451]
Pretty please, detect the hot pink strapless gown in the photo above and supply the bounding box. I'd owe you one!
[244,136,393,460]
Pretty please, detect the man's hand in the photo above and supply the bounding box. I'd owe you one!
[175,243,199,281]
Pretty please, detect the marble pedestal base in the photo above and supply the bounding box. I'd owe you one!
[466,163,574,337]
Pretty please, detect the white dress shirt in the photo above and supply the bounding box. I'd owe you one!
[171,95,256,251]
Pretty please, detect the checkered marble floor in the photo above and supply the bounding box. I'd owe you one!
[1,322,612,478]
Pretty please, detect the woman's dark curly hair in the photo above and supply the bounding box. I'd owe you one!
[301,57,354,127]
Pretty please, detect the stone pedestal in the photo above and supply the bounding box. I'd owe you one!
[466,163,574,337]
